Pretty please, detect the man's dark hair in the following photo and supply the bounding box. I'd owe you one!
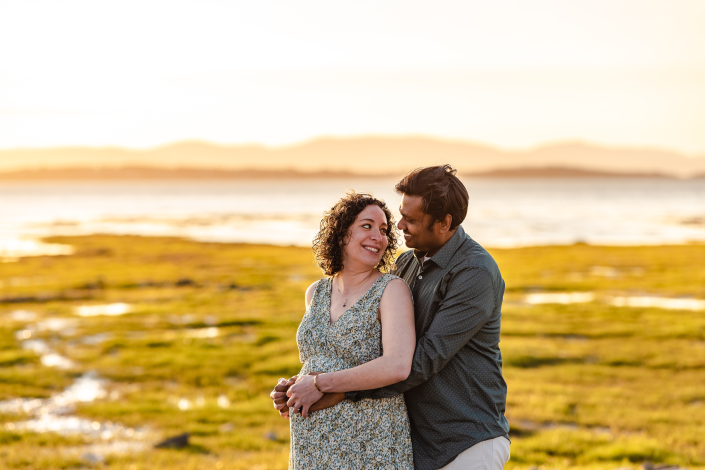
[395,164,468,231]
[312,191,399,276]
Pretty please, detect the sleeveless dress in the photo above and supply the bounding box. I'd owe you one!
[289,274,414,470]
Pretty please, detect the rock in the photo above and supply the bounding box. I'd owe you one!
[641,464,684,470]
[80,278,106,290]
[155,432,189,449]
[81,452,105,463]
[218,422,234,433]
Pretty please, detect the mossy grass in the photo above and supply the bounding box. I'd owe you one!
[1,235,703,469]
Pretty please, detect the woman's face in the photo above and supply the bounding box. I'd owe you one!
[342,204,389,269]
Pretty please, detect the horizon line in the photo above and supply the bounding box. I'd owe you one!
[0,165,701,181]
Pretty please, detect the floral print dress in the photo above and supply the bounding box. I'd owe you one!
[289,274,414,470]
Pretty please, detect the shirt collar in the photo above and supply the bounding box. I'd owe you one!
[413,225,467,269]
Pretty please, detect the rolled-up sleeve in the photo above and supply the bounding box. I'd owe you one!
[347,266,495,401]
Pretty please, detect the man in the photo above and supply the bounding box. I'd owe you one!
[272,165,510,470]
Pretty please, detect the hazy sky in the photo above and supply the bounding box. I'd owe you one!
[1,0,704,154]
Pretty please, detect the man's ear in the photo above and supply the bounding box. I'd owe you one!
[437,214,453,234]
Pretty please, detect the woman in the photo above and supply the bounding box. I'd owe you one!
[283,191,415,469]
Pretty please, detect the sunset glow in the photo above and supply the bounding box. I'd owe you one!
[2,0,705,154]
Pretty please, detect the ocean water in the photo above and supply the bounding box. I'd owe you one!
[1,177,704,257]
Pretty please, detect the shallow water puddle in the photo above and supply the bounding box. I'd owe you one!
[35,317,78,336]
[608,296,705,311]
[186,326,220,338]
[20,338,75,369]
[0,238,74,262]
[0,372,106,417]
[80,332,114,345]
[524,292,595,305]
[11,415,147,442]
[40,353,76,369]
[9,310,38,322]
[2,387,151,459]
[20,336,76,369]
[4,321,152,459]
[524,292,705,311]
[75,303,132,317]
[15,316,78,369]
[171,393,230,410]
[217,394,231,408]
[589,265,645,279]
[15,317,77,340]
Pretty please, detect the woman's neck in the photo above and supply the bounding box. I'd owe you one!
[336,266,377,291]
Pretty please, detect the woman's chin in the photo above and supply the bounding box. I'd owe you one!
[356,257,382,269]
[361,249,383,261]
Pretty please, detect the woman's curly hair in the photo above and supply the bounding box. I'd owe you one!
[312,192,399,276]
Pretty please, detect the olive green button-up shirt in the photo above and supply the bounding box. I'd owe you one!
[347,226,510,470]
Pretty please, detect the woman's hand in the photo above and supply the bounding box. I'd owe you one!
[286,374,324,418]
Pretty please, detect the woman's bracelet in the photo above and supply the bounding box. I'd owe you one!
[314,374,323,393]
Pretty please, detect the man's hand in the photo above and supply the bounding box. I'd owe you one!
[271,372,345,418]
[270,376,297,418]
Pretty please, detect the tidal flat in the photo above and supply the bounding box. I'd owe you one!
[0,236,704,470]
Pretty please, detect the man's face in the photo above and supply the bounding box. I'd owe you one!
[397,194,438,253]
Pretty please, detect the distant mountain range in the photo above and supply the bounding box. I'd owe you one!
[0,166,366,180]
[1,137,704,178]
[0,165,696,180]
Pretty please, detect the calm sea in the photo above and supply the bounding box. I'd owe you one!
[1,177,704,256]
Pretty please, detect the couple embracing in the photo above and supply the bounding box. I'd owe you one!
[270,165,510,470]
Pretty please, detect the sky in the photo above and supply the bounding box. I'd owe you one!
[1,0,705,154]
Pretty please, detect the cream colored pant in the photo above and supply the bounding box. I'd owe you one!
[439,436,511,470]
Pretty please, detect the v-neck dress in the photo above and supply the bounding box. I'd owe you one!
[289,274,413,470]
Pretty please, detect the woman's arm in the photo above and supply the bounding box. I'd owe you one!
[305,280,319,309]
[286,278,415,416]
[318,278,415,390]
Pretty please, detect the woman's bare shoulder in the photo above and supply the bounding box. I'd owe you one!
[385,275,411,290]
[379,276,412,303]
[305,279,323,309]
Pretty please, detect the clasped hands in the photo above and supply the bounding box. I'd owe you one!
[270,372,344,418]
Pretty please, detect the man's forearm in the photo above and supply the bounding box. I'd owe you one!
[308,392,346,413]
[346,385,402,402]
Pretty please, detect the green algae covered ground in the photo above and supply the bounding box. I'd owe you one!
[0,236,704,470]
